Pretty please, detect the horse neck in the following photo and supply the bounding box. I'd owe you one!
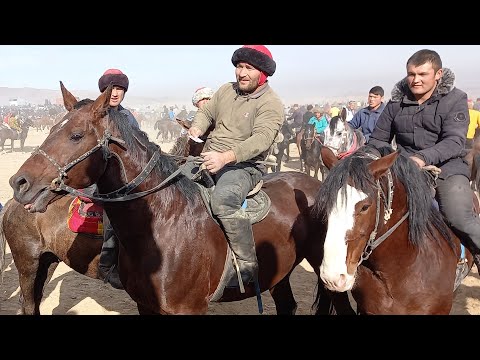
[99,140,187,210]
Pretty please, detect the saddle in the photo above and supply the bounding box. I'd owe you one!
[178,156,271,300]
[67,195,103,235]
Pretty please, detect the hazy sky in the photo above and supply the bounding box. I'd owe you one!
[1,45,479,105]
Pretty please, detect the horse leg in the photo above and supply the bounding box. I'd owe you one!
[18,252,59,315]
[269,275,298,315]
[137,303,158,315]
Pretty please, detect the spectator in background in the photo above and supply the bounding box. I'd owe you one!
[330,105,341,117]
[341,100,357,122]
[473,97,480,112]
[287,103,304,133]
[302,104,314,128]
[467,98,480,149]
[348,86,385,142]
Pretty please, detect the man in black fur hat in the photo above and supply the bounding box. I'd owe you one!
[187,45,284,291]
[369,49,480,255]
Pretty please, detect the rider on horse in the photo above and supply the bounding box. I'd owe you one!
[369,49,480,258]
[187,45,284,289]
[96,68,139,289]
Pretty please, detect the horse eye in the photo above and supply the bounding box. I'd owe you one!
[360,204,370,212]
[70,133,84,142]
[337,131,343,136]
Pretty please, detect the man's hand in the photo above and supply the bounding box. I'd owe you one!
[201,150,236,174]
[188,126,203,139]
[410,155,426,168]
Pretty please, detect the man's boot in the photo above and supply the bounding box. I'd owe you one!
[98,215,124,290]
[221,216,258,287]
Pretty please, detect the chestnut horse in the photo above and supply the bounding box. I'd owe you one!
[311,146,475,314]
[9,83,330,315]
[0,196,104,315]
[0,120,213,316]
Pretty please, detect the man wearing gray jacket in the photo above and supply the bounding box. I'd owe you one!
[369,49,480,255]
[188,45,284,289]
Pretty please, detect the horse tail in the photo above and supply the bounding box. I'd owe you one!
[0,204,6,284]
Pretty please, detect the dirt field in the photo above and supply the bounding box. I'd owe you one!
[1,125,479,315]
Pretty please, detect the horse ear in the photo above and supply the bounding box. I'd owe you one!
[368,151,399,180]
[176,117,191,130]
[92,83,113,118]
[321,145,338,170]
[60,81,78,112]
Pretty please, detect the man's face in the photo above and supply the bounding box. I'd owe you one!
[367,93,383,110]
[235,62,261,93]
[406,62,442,99]
[109,86,126,108]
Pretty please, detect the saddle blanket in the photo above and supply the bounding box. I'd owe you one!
[67,196,103,235]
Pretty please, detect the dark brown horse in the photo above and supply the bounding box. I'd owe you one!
[311,146,475,314]
[0,120,209,316]
[9,83,330,315]
[300,123,328,180]
[0,196,104,315]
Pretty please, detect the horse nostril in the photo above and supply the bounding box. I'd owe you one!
[14,176,28,193]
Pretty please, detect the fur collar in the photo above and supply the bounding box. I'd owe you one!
[390,68,455,102]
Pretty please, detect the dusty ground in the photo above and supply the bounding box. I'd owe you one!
[1,125,479,315]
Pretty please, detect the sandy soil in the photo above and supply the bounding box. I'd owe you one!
[1,126,479,315]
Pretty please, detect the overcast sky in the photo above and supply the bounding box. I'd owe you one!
[1,45,479,105]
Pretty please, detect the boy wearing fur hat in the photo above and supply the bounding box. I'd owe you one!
[98,69,139,129]
[369,49,480,256]
[188,45,284,290]
[97,68,139,289]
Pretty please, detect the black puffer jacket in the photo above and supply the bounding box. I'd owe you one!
[369,68,469,180]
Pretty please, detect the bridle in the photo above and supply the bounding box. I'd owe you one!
[34,116,201,202]
[356,153,410,266]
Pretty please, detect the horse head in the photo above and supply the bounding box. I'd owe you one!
[302,123,316,151]
[312,148,409,292]
[9,82,118,213]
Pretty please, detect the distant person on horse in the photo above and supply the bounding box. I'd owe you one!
[307,107,329,142]
[369,49,480,257]
[348,86,385,142]
[188,45,284,288]
[287,103,303,134]
[192,87,215,110]
[97,68,140,289]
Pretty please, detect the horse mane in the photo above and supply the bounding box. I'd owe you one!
[327,116,340,136]
[169,135,189,158]
[312,145,454,248]
[77,99,199,202]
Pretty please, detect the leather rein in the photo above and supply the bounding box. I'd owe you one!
[35,122,200,202]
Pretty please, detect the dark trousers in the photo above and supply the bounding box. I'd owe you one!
[436,175,480,251]
[210,163,263,282]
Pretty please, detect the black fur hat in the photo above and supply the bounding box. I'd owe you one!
[98,69,129,92]
[231,45,276,76]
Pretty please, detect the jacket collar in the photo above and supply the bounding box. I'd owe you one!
[391,68,455,102]
[233,82,270,100]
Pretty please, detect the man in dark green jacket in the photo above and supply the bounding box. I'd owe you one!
[188,45,284,289]
[369,49,480,255]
